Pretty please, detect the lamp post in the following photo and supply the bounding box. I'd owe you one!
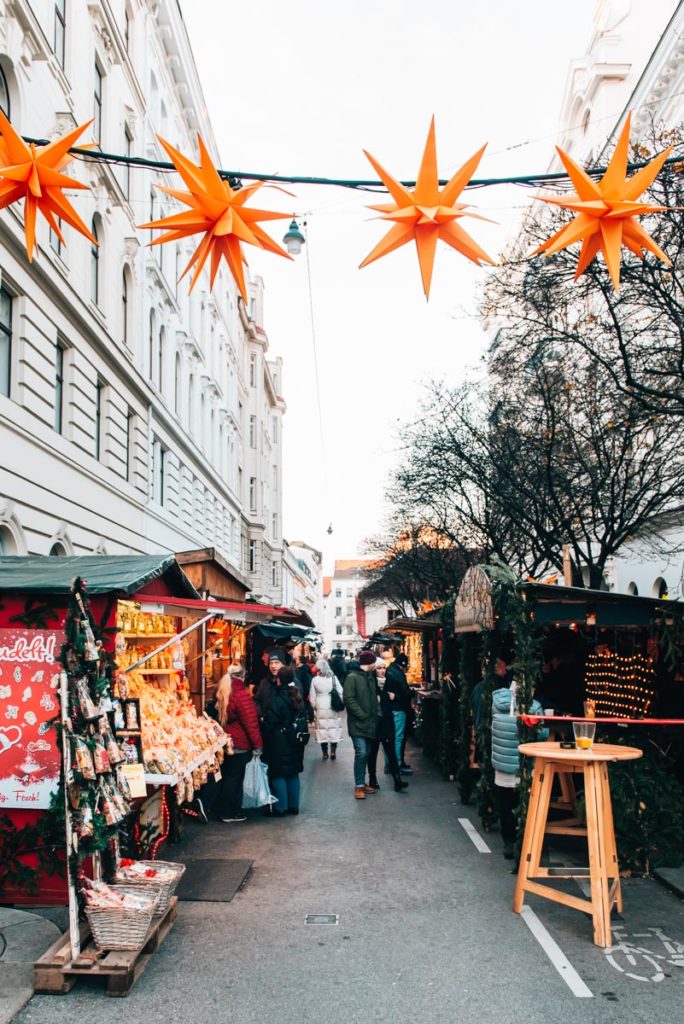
[283,218,305,256]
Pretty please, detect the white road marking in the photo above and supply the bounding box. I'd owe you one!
[457,817,491,853]
[520,906,593,999]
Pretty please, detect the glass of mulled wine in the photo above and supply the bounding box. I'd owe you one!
[573,721,596,751]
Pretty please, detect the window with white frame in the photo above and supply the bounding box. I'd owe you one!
[272,512,278,539]
[54,339,66,433]
[249,351,257,387]
[272,416,278,442]
[54,0,66,69]
[93,63,103,144]
[249,476,256,511]
[248,539,257,573]
[0,286,12,398]
[272,560,278,587]
[249,414,256,448]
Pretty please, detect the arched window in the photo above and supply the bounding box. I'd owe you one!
[627,582,639,596]
[121,268,129,347]
[653,577,669,599]
[148,309,156,383]
[200,392,206,448]
[49,542,67,556]
[188,373,195,431]
[158,326,164,394]
[90,217,100,305]
[0,65,10,119]
[0,525,15,554]
[174,352,181,413]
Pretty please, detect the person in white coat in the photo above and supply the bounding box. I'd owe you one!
[310,657,344,760]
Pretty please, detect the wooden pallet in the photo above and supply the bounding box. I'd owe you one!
[34,898,177,997]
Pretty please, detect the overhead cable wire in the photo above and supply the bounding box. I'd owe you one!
[20,134,684,193]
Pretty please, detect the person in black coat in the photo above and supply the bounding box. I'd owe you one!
[385,653,413,774]
[256,666,306,816]
[367,659,408,794]
[329,649,348,684]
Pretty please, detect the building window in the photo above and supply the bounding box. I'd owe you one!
[248,539,257,573]
[148,310,155,383]
[249,414,256,448]
[54,340,65,433]
[335,625,343,636]
[174,352,181,413]
[335,589,342,598]
[272,560,278,587]
[54,0,66,70]
[49,219,62,257]
[335,606,342,617]
[272,415,278,442]
[93,63,102,144]
[124,6,131,51]
[94,378,104,459]
[158,326,164,393]
[152,437,166,505]
[125,407,133,481]
[346,588,353,597]
[272,512,278,539]
[249,351,256,387]
[0,65,10,119]
[90,217,100,304]
[121,269,129,346]
[249,477,256,511]
[0,286,12,397]
[49,541,67,556]
[124,127,132,199]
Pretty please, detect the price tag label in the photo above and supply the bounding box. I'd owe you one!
[120,763,147,798]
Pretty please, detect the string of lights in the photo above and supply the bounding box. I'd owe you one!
[20,134,684,194]
[585,651,656,718]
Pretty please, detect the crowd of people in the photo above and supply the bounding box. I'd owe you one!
[199,645,416,822]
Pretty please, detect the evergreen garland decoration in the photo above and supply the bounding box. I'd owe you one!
[9,597,59,630]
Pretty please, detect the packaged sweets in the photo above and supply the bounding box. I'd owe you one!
[93,736,111,775]
[73,737,96,780]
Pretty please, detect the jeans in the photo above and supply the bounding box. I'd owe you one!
[495,784,519,844]
[351,736,372,787]
[384,710,406,768]
[368,737,399,783]
[214,750,251,819]
[270,775,300,812]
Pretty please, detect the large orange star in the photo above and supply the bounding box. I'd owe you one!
[0,111,95,260]
[140,134,292,299]
[534,113,672,292]
[360,117,494,299]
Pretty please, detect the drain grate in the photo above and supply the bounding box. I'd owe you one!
[305,914,339,925]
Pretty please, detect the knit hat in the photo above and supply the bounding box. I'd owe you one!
[268,650,286,665]
[359,651,377,666]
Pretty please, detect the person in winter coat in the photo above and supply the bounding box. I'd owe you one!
[293,647,314,719]
[256,666,306,816]
[213,670,263,823]
[310,657,344,760]
[368,659,408,793]
[329,649,348,684]
[384,653,413,775]
[342,651,379,800]
[491,658,548,859]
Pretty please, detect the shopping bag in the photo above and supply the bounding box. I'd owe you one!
[241,753,276,809]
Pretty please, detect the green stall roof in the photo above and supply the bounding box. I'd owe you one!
[0,555,199,598]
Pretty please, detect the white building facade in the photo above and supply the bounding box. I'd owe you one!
[322,559,396,653]
[0,0,286,600]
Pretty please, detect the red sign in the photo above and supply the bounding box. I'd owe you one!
[0,629,64,809]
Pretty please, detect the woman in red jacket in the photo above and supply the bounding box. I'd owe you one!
[214,671,263,823]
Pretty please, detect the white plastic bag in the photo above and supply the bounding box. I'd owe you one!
[241,753,276,809]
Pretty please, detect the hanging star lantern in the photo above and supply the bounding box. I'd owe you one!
[359,117,494,299]
[140,134,292,299]
[0,111,95,260]
[534,114,673,292]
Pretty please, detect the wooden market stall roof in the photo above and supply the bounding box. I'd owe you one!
[0,554,199,597]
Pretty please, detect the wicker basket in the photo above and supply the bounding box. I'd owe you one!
[115,861,186,917]
[85,887,158,951]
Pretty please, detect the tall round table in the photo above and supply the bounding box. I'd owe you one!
[513,741,642,948]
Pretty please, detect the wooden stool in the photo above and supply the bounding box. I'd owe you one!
[513,741,642,947]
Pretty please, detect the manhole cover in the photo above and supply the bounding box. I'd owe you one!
[305,914,339,925]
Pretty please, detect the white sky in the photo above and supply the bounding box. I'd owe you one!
[180,0,597,570]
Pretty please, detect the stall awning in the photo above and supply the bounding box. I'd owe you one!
[138,594,308,624]
[253,622,317,641]
[385,616,442,633]
[0,555,199,597]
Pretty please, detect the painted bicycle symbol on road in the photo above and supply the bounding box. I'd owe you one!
[605,926,684,983]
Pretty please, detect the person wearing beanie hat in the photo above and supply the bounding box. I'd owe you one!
[342,652,380,799]
[385,652,414,775]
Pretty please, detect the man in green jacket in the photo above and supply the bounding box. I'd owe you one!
[343,651,379,800]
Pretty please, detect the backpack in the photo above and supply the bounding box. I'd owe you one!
[286,706,311,746]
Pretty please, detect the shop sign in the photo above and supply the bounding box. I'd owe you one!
[455,568,494,632]
[0,628,64,809]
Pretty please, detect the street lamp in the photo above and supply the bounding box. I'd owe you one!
[283,218,305,256]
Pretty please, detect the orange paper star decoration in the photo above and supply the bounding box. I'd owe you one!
[359,117,494,299]
[140,135,292,299]
[534,113,673,292]
[0,111,95,260]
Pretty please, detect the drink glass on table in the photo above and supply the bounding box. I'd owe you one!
[573,721,596,751]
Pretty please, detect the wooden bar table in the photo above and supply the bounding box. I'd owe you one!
[513,741,642,948]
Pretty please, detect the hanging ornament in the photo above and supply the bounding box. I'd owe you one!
[359,117,494,299]
[0,112,95,260]
[534,113,673,292]
[140,134,292,299]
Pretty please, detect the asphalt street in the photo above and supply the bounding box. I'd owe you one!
[17,731,684,1024]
